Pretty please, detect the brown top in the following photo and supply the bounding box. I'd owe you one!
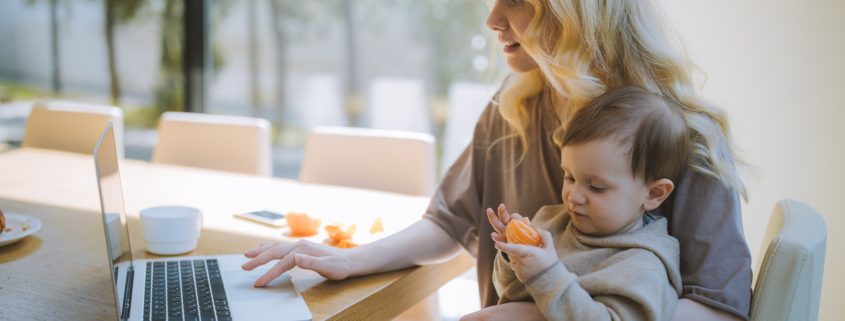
[424,94,753,320]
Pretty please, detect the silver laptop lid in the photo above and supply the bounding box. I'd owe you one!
[94,123,135,320]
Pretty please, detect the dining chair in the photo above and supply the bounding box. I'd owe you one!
[22,100,124,157]
[750,199,827,321]
[300,125,440,320]
[151,112,272,176]
[300,126,436,197]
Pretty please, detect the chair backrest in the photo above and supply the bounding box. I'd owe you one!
[152,112,272,176]
[22,100,124,158]
[751,199,827,321]
[299,126,436,196]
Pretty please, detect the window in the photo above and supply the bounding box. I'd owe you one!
[0,0,507,178]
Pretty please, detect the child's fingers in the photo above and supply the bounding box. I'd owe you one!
[498,203,511,225]
[494,241,533,257]
[491,231,507,243]
[486,208,506,233]
[537,229,554,250]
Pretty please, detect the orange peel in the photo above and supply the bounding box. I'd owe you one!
[286,212,321,237]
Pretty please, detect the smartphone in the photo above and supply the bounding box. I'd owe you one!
[234,210,286,227]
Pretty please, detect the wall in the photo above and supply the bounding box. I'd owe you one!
[664,1,845,320]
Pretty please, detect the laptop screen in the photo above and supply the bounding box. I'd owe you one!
[94,123,135,319]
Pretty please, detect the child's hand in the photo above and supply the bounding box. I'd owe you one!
[494,228,558,282]
[486,203,514,243]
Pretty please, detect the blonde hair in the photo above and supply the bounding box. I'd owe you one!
[495,0,747,198]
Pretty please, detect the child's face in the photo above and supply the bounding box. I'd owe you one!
[560,139,653,236]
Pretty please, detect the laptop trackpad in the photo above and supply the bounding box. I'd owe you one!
[222,269,300,302]
[221,269,313,320]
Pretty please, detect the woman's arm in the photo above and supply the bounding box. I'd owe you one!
[457,299,743,321]
[663,170,753,319]
[348,217,463,274]
[672,299,743,321]
[242,218,462,285]
[460,302,547,321]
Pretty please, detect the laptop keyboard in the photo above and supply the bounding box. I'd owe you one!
[143,259,231,321]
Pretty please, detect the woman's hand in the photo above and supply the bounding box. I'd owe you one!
[241,240,352,287]
[486,203,514,243]
[242,219,462,287]
[459,302,547,321]
[494,228,558,282]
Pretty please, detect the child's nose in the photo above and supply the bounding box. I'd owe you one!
[567,189,586,205]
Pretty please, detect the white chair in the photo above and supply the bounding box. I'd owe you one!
[751,199,827,321]
[152,112,272,176]
[299,126,436,196]
[22,100,124,157]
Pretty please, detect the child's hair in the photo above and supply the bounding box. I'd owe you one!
[559,86,690,182]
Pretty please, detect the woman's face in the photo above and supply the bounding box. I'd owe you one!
[486,0,539,72]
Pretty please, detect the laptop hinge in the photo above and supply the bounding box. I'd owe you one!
[120,266,134,320]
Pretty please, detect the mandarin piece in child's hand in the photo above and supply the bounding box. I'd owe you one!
[285,212,321,237]
[505,216,542,247]
[0,208,5,235]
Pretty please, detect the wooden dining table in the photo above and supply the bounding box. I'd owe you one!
[0,148,474,320]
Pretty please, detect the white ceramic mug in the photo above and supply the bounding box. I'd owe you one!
[140,206,202,255]
[105,212,126,260]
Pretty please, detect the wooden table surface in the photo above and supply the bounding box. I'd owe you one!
[0,148,474,321]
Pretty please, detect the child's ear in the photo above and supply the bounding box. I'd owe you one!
[643,178,675,211]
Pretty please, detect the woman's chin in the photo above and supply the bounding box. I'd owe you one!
[507,61,539,73]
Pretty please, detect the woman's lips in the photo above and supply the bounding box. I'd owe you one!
[504,42,521,54]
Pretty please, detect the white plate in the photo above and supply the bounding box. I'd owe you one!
[0,213,42,247]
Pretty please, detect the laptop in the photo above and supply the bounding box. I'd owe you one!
[94,123,312,321]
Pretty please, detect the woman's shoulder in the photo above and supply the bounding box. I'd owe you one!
[673,166,738,200]
[472,83,551,143]
[654,165,743,231]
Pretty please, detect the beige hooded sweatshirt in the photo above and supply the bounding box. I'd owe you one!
[494,205,683,321]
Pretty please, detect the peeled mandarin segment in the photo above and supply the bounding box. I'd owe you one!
[325,224,356,242]
[286,212,321,237]
[325,225,341,239]
[505,217,541,247]
[336,239,358,248]
[369,217,384,235]
[325,237,359,249]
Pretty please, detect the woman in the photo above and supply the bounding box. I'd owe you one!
[242,1,752,320]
